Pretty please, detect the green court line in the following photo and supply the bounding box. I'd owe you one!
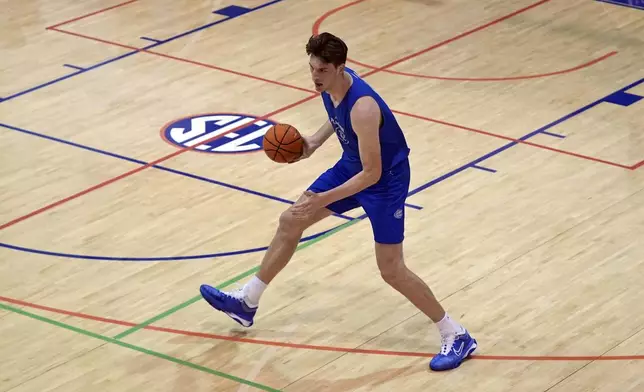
[112,267,260,340]
[0,302,281,392]
[114,218,361,340]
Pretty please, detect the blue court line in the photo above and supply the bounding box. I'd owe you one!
[0,122,354,221]
[7,77,641,261]
[0,224,341,262]
[148,0,284,44]
[4,0,634,262]
[1,49,146,102]
[213,5,251,17]
[63,64,85,71]
[140,36,162,44]
[603,90,643,106]
[0,122,145,164]
[540,131,566,139]
[1,1,423,211]
[596,0,644,11]
[530,78,644,137]
[408,77,644,197]
[0,0,285,103]
[471,164,497,173]
[409,140,521,196]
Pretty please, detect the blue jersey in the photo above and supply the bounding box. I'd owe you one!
[321,67,410,176]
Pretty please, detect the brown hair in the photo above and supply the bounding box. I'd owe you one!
[305,32,348,67]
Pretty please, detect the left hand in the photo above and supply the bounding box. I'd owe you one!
[290,191,328,219]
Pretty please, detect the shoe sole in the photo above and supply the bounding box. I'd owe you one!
[224,311,253,327]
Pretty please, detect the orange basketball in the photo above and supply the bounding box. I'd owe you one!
[262,123,304,163]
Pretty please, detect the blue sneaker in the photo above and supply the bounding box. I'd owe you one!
[199,284,257,327]
[429,330,477,371]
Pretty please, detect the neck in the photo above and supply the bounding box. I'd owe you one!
[329,71,352,104]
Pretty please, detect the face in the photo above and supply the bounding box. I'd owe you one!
[309,55,344,92]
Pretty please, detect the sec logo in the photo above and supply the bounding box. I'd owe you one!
[160,113,276,154]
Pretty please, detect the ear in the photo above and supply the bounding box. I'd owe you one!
[336,63,345,74]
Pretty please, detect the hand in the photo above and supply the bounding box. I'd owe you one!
[290,191,327,219]
[289,136,318,164]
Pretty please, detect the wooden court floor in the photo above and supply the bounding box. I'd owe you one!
[1,0,643,390]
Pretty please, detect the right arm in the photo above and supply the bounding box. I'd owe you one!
[292,120,335,162]
[308,119,335,150]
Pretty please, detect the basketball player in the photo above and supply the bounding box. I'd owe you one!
[200,32,477,371]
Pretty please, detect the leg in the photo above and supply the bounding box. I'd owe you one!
[200,164,359,327]
[375,242,446,322]
[256,193,334,285]
[199,198,333,327]
[361,163,443,319]
[361,160,477,371]
[375,242,477,371]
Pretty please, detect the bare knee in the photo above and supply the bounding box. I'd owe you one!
[376,242,406,282]
[277,208,308,240]
[378,253,406,285]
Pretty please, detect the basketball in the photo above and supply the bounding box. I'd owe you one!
[262,123,304,163]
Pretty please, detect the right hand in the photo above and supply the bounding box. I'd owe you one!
[290,136,318,163]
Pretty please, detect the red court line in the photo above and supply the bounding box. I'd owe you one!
[13,0,639,370]
[632,159,644,170]
[50,27,634,171]
[521,140,632,169]
[314,0,617,83]
[347,52,618,82]
[2,0,629,232]
[1,295,642,362]
[311,0,367,39]
[49,27,314,94]
[354,0,555,78]
[47,0,139,30]
[395,110,633,170]
[0,93,318,231]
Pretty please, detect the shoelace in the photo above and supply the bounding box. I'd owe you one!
[223,288,245,300]
[440,333,457,355]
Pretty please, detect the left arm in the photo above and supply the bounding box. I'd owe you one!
[317,96,383,205]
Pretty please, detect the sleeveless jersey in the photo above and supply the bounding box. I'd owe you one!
[321,67,410,176]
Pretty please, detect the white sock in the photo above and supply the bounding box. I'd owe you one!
[242,276,267,307]
[436,312,466,336]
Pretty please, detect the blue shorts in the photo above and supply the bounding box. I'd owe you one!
[307,159,410,244]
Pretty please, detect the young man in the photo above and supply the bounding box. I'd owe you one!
[200,32,477,371]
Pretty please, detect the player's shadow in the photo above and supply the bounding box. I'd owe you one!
[190,342,425,392]
[166,319,439,360]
